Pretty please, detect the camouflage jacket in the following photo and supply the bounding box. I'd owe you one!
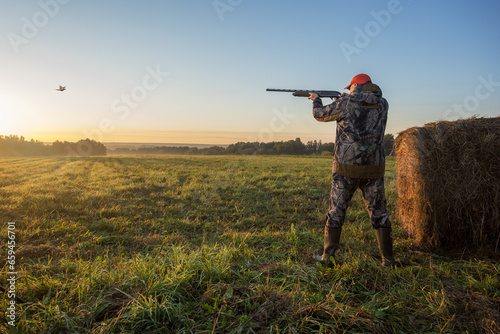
[313,83,388,179]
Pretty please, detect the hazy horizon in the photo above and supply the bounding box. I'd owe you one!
[4,129,342,147]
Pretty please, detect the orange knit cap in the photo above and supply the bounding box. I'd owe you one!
[344,74,372,90]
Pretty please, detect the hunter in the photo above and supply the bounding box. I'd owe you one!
[309,73,401,267]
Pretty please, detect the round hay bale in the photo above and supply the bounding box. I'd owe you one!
[395,117,500,250]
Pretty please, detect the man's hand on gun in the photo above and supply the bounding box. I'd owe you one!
[308,92,319,100]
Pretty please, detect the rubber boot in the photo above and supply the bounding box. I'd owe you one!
[313,226,341,267]
[375,227,402,267]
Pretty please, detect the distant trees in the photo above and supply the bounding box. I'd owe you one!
[108,138,337,156]
[0,136,106,157]
[118,136,392,156]
[114,136,391,156]
[0,136,48,156]
[127,145,226,155]
[0,135,395,157]
[221,138,335,156]
[54,139,107,156]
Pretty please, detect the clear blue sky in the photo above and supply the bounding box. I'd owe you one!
[1,0,500,144]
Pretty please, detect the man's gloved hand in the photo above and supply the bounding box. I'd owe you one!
[309,92,319,100]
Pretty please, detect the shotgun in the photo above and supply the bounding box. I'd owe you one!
[266,88,341,99]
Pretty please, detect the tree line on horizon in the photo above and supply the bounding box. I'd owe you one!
[0,135,395,157]
[111,135,396,156]
[0,135,106,157]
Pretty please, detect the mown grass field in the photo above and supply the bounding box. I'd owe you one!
[1,155,499,333]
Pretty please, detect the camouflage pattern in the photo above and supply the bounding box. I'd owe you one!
[313,83,389,178]
[326,174,391,228]
[312,82,391,228]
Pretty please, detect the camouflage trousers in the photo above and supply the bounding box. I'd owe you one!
[326,174,391,229]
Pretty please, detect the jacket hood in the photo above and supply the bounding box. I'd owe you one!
[354,83,382,106]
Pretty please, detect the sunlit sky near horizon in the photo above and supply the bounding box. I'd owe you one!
[1,0,500,145]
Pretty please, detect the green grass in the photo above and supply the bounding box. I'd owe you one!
[1,155,499,333]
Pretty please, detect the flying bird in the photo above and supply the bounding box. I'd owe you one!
[55,85,66,91]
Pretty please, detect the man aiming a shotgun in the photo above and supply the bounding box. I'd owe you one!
[309,74,400,267]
